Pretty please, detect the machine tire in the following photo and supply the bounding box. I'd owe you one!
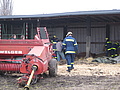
[48,59,57,77]
[0,71,5,75]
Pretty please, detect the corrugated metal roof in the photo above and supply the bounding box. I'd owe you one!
[0,9,120,19]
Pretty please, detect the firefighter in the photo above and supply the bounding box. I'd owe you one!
[62,32,78,72]
[104,38,112,57]
[110,45,116,58]
[51,35,58,59]
[113,42,120,57]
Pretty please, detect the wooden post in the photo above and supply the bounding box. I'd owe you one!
[31,23,34,39]
[106,24,110,39]
[0,24,1,39]
[63,25,68,38]
[26,23,28,39]
[86,16,91,58]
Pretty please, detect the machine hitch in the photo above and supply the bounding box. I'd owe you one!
[24,65,38,90]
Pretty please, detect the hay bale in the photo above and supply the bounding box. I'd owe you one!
[86,57,94,62]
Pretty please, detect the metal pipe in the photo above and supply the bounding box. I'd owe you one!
[24,65,37,90]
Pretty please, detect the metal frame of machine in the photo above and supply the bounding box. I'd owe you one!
[0,27,57,90]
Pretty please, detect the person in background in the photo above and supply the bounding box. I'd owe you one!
[112,41,120,57]
[62,32,78,72]
[10,34,16,39]
[34,27,41,40]
[21,35,25,40]
[34,34,40,40]
[104,38,112,57]
[56,39,66,62]
[51,35,58,59]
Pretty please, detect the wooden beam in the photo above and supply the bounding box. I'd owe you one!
[63,25,68,38]
[106,24,110,39]
[86,16,91,58]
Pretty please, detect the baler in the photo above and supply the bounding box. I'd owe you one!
[0,27,57,90]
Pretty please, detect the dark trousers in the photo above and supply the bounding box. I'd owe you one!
[106,50,111,57]
[110,49,115,58]
[114,49,119,57]
[66,54,75,70]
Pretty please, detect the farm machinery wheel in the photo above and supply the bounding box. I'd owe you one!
[48,59,57,77]
[0,71,6,75]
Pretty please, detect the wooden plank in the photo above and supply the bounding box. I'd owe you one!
[86,16,91,58]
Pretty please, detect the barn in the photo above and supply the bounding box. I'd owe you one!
[0,9,120,57]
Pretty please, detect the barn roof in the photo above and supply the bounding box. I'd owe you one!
[1,9,120,24]
[0,9,120,18]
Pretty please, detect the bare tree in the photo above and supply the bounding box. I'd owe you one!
[0,0,13,15]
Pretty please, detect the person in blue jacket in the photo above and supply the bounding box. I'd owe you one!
[62,32,78,72]
[51,35,58,59]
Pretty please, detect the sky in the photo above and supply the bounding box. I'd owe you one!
[13,0,120,15]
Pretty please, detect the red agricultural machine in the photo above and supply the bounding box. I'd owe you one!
[0,27,57,90]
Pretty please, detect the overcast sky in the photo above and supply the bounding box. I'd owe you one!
[13,0,120,15]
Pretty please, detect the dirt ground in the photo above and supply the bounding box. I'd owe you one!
[1,58,120,90]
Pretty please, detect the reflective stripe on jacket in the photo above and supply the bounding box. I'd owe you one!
[62,36,78,54]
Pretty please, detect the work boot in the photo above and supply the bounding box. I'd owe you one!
[66,69,71,72]
[70,67,74,70]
